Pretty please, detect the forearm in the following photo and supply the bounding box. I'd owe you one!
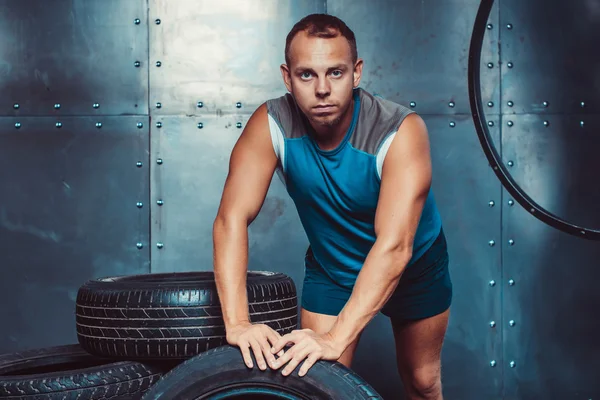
[213,215,251,329]
[329,242,411,349]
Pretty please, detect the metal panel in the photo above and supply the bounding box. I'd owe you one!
[350,115,503,400]
[327,0,498,115]
[149,114,309,295]
[0,116,150,353]
[148,0,325,116]
[500,0,600,115]
[502,191,600,399]
[501,114,600,230]
[0,0,148,117]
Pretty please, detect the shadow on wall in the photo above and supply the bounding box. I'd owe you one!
[502,0,600,398]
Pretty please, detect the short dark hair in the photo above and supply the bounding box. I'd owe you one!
[285,14,358,66]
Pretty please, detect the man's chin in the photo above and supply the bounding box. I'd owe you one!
[310,114,340,127]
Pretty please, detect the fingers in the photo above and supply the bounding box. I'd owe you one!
[280,343,310,376]
[239,341,254,368]
[250,339,267,371]
[298,353,320,377]
[259,335,278,369]
[271,331,297,355]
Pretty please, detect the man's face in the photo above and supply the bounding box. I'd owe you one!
[281,30,362,129]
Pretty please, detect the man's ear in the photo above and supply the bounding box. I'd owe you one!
[280,64,292,93]
[353,58,364,88]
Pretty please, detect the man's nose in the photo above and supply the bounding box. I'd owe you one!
[315,78,331,97]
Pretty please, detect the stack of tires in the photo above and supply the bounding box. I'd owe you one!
[0,271,382,399]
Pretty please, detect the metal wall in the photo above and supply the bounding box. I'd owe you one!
[0,1,598,399]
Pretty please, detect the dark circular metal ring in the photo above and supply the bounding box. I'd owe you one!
[467,0,600,240]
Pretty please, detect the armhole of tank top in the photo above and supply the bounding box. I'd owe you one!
[267,112,287,187]
[375,131,396,181]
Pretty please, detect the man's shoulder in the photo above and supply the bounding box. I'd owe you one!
[352,88,416,155]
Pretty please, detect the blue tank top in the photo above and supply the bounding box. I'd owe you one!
[266,88,442,290]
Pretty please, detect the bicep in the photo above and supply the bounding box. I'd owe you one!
[374,113,432,252]
[217,103,279,224]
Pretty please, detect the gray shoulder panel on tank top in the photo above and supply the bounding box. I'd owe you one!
[350,89,416,155]
[266,93,310,139]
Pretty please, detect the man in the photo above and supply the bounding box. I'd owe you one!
[212,13,452,400]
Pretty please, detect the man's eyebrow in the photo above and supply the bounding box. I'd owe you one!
[294,64,349,73]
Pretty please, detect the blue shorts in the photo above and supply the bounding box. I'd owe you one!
[301,227,452,321]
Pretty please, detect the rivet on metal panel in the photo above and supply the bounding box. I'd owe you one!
[156,102,162,109]
[156,61,162,67]
[490,321,496,328]
[137,122,144,128]
[487,23,493,30]
[487,101,494,108]
[580,121,585,127]
[156,122,162,128]
[543,120,549,127]
[134,18,141,25]
[236,102,242,108]
[487,63,494,69]
[54,104,61,109]
[509,361,516,368]
[134,61,141,67]
[490,360,496,367]
[410,101,416,108]
[507,101,513,107]
[508,239,514,246]
[507,24,513,29]
[543,101,549,108]
[507,62,513,68]
[507,160,514,167]
[197,102,204,108]
[157,242,164,249]
[155,19,161,25]
[13,103,19,109]
[15,122,21,129]
[489,200,495,207]
[488,240,495,247]
[449,121,455,128]
[509,320,515,326]
[136,202,143,208]
[530,208,535,213]
[237,122,243,129]
[508,199,514,206]
[509,279,515,286]
[488,121,494,127]
[507,121,513,127]
[56,122,62,128]
[198,122,204,129]
[96,122,102,128]
[136,242,143,249]
[489,280,496,287]
[157,158,163,165]
[448,101,455,108]
[93,103,100,109]
[136,161,143,167]
[157,200,164,206]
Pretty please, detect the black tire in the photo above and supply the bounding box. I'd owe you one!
[140,345,383,400]
[0,344,174,399]
[76,271,298,360]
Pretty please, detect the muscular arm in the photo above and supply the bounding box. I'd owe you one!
[329,113,433,349]
[213,103,278,329]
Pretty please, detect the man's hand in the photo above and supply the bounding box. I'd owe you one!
[226,322,284,371]
[270,329,345,377]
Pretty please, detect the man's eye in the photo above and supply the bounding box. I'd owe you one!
[301,72,311,79]
[332,70,342,77]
